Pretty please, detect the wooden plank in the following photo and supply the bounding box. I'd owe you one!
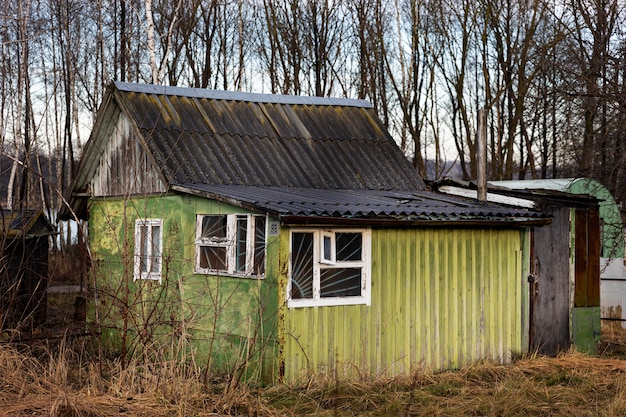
[587,210,601,307]
[574,209,589,307]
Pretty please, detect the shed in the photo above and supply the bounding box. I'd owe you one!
[434,178,610,354]
[65,81,550,382]
[489,179,625,332]
[0,209,56,330]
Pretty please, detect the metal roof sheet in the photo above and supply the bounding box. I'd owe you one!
[488,179,578,192]
[65,82,551,225]
[174,184,549,223]
[114,82,424,191]
[114,81,374,108]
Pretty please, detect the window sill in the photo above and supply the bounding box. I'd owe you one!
[287,296,370,308]
[193,270,265,280]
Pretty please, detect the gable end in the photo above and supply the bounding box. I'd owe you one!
[90,111,166,197]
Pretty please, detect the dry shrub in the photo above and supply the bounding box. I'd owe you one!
[48,245,90,285]
[0,339,277,417]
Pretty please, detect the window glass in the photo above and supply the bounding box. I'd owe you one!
[254,216,266,275]
[199,246,227,270]
[336,232,361,261]
[323,234,332,261]
[139,224,149,272]
[236,215,248,272]
[201,215,226,240]
[291,232,314,299]
[320,268,361,297]
[150,224,161,272]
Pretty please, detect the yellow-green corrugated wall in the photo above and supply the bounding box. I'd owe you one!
[280,227,526,381]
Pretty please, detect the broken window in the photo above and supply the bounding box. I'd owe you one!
[195,214,266,277]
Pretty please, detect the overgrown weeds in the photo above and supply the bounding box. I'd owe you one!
[3,337,626,416]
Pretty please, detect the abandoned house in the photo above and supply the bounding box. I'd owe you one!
[64,81,552,382]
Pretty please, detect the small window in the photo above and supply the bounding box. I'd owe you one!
[195,214,266,277]
[134,219,163,282]
[288,229,371,308]
[321,232,334,264]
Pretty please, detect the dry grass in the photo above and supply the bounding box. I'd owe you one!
[3,332,626,417]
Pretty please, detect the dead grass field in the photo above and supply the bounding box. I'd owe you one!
[3,325,626,417]
[12,249,624,415]
[7,252,626,417]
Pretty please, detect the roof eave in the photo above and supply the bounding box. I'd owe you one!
[280,215,551,228]
[171,184,275,215]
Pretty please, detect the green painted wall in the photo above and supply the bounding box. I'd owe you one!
[89,193,530,383]
[279,227,528,381]
[88,194,280,382]
[572,307,601,353]
[567,178,624,259]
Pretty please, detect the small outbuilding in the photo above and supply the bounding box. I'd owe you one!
[434,178,614,354]
[0,209,56,330]
[489,179,625,332]
[65,82,551,382]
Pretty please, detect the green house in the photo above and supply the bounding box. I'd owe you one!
[66,82,550,382]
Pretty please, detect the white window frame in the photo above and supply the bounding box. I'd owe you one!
[134,218,163,282]
[195,214,266,278]
[287,228,371,308]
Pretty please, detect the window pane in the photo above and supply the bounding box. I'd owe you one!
[336,233,362,261]
[320,268,361,297]
[323,234,332,261]
[201,215,226,240]
[139,224,149,272]
[150,225,161,273]
[291,233,314,299]
[199,246,226,270]
[254,217,266,275]
[236,216,247,272]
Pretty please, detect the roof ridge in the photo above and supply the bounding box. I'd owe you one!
[113,81,373,108]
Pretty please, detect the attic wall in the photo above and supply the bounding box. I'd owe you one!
[90,113,166,197]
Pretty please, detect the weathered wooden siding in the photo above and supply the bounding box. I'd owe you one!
[90,112,165,197]
[529,206,571,355]
[280,227,526,381]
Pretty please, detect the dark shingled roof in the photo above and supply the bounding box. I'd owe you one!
[1,209,57,238]
[174,184,549,225]
[65,82,550,225]
[114,82,425,191]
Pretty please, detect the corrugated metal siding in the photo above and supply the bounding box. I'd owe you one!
[281,227,525,380]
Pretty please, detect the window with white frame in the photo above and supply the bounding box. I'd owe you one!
[134,219,163,282]
[195,214,266,277]
[288,228,371,308]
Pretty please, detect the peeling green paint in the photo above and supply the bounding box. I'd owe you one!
[88,193,280,382]
[572,307,601,353]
